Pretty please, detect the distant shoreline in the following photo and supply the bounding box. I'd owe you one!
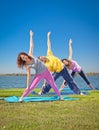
[0,73,33,76]
[0,72,99,76]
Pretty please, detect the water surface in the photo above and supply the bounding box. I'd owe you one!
[0,75,99,90]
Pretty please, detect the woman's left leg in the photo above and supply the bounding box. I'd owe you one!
[79,70,95,89]
[19,74,42,101]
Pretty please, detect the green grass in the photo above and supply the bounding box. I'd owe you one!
[0,89,99,130]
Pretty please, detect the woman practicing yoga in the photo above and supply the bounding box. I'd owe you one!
[17,30,62,102]
[59,39,95,91]
[38,32,83,95]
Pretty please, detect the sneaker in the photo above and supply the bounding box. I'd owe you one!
[80,92,84,95]
[59,96,64,101]
[38,91,43,95]
[19,98,23,102]
[59,88,63,92]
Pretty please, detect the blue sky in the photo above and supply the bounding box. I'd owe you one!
[0,0,99,74]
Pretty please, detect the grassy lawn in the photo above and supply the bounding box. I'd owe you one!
[0,89,99,130]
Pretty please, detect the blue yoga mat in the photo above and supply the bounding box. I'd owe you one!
[48,91,89,95]
[31,91,89,95]
[4,96,78,103]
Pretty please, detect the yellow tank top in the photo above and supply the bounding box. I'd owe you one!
[45,50,63,72]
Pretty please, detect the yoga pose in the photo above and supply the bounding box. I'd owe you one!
[38,32,83,95]
[59,38,95,91]
[17,30,62,102]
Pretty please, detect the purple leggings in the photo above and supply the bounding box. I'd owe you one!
[21,68,60,98]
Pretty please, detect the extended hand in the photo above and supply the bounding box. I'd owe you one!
[47,32,51,36]
[30,30,34,36]
[69,38,72,44]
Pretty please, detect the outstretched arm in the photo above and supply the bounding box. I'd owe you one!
[28,30,34,57]
[59,80,67,92]
[47,32,51,51]
[19,66,31,102]
[68,38,73,61]
[26,66,31,89]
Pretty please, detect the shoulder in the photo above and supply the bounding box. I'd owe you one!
[72,60,78,64]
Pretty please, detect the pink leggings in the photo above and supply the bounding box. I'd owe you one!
[21,69,60,98]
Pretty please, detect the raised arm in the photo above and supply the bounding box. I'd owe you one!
[68,38,73,61]
[47,32,51,51]
[27,30,33,91]
[28,30,34,57]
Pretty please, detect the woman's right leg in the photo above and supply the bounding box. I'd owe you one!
[19,75,41,101]
[62,67,81,94]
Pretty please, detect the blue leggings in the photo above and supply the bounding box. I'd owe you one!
[41,66,81,94]
[78,70,90,85]
[64,70,90,86]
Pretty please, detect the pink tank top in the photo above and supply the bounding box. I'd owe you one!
[71,60,81,72]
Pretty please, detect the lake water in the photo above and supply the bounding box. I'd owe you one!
[0,75,99,90]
